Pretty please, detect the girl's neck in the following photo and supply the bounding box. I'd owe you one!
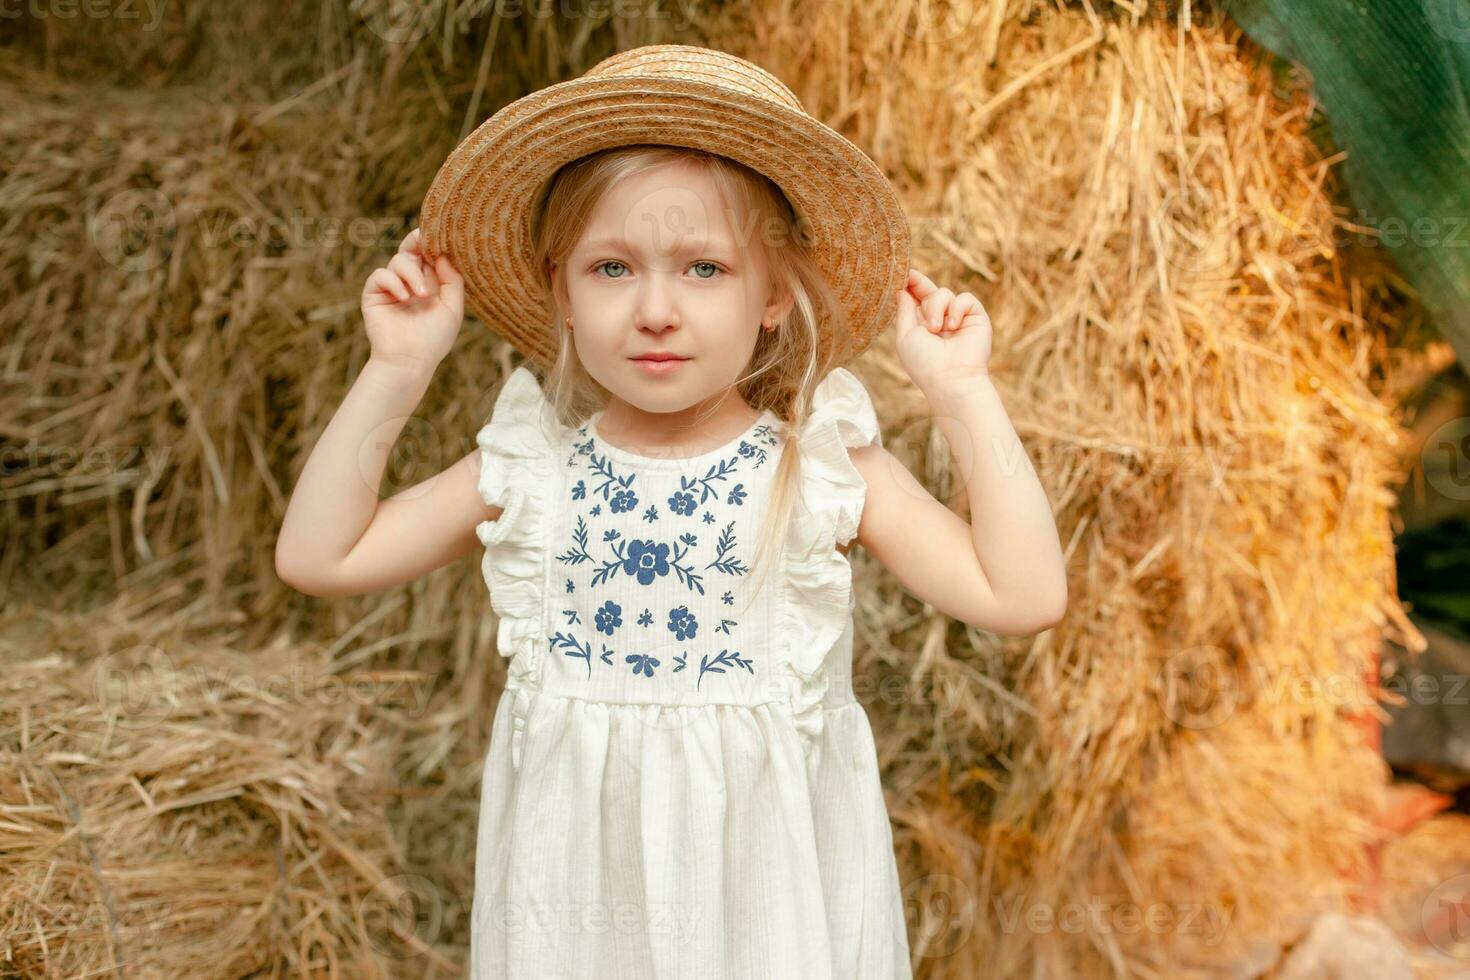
[595,391,761,456]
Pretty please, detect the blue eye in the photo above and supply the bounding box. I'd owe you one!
[594,260,723,279]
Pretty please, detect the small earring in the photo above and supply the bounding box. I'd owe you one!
[565,316,573,330]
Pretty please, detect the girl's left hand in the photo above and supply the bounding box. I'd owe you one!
[893,268,993,395]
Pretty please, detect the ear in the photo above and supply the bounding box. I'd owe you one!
[764,287,795,327]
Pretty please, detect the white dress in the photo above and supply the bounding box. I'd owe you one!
[470,365,914,980]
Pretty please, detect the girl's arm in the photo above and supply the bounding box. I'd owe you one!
[274,360,499,597]
[275,231,500,598]
[847,270,1068,637]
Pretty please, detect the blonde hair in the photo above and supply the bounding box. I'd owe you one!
[527,144,857,605]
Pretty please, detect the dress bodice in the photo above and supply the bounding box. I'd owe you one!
[547,405,786,706]
[473,365,883,773]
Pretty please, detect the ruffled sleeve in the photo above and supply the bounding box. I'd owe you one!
[779,367,883,772]
[475,365,563,690]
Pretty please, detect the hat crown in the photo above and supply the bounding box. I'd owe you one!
[585,44,806,115]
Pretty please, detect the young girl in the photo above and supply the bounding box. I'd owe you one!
[276,44,1066,980]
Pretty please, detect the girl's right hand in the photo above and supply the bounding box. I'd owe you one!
[361,228,465,375]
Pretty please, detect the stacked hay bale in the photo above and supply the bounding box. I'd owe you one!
[1,3,695,972]
[0,610,444,975]
[700,0,1423,974]
[0,0,1424,975]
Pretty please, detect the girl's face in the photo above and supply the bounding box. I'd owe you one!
[557,161,789,427]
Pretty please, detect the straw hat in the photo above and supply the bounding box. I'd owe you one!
[418,43,911,372]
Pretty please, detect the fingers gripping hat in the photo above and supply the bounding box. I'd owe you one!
[418,44,911,373]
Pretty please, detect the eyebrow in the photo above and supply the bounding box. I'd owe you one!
[580,236,736,257]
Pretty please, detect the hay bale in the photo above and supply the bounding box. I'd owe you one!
[0,53,449,608]
[0,4,715,973]
[699,0,1423,974]
[0,605,456,975]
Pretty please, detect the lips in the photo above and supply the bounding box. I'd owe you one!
[630,354,689,374]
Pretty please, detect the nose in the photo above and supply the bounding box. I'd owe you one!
[633,268,681,332]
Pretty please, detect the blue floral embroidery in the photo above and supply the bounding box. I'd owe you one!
[587,452,637,503]
[548,417,788,690]
[670,535,706,593]
[704,521,748,576]
[739,424,779,467]
[551,631,593,677]
[667,605,698,640]
[681,457,740,507]
[595,600,622,636]
[698,649,753,688]
[610,488,639,513]
[617,539,668,585]
[627,652,659,678]
[555,516,594,566]
[571,434,597,463]
[590,536,706,594]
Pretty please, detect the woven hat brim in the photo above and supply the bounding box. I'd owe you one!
[420,74,911,372]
